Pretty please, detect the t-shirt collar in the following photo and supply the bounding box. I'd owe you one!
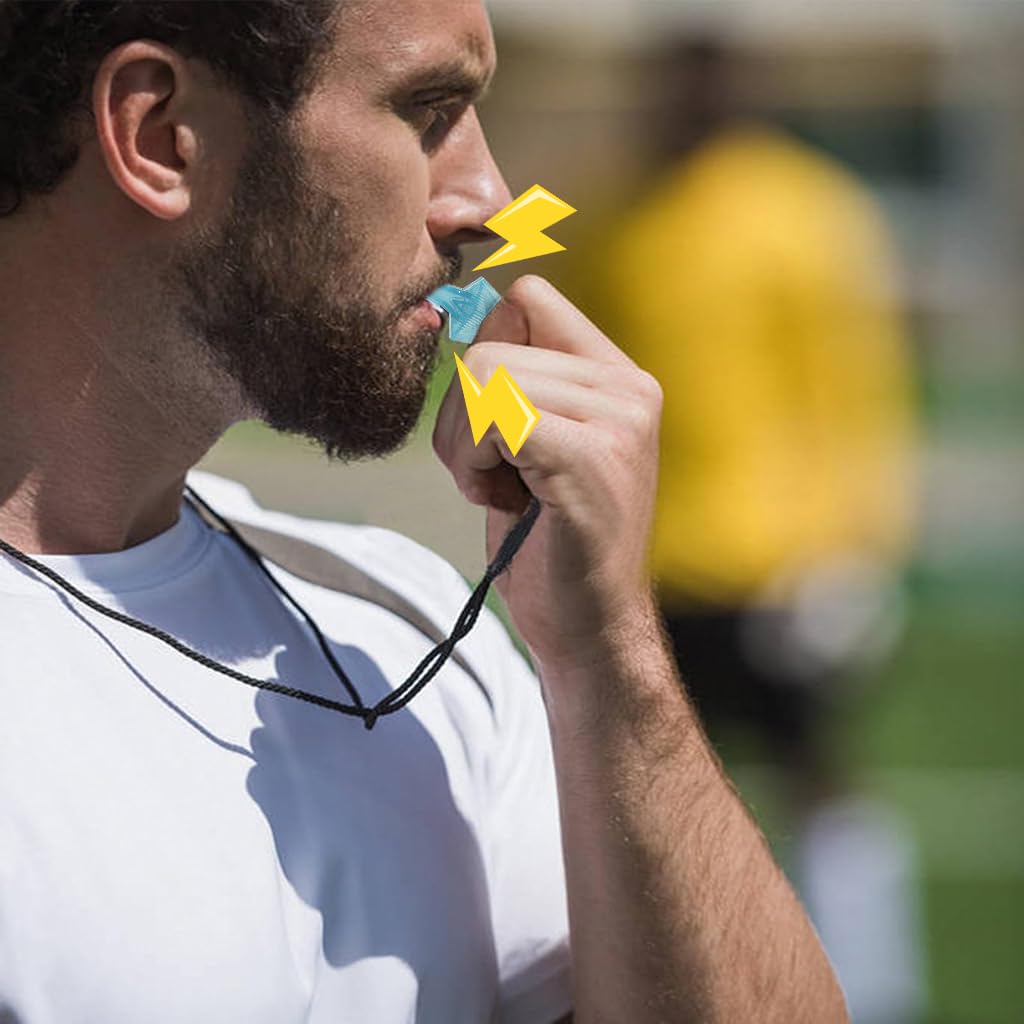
[0,498,212,597]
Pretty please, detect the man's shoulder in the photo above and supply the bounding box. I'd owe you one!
[186,470,541,732]
[186,469,474,616]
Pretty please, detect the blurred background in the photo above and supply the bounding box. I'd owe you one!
[200,2,1024,1021]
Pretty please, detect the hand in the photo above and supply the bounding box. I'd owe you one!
[432,275,663,678]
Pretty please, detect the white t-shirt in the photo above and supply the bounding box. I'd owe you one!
[0,471,572,1024]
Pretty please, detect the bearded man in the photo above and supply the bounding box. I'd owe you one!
[0,2,846,1022]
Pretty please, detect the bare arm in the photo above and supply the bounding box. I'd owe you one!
[434,276,847,1024]
[536,599,847,1023]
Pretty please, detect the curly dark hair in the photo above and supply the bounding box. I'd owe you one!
[0,0,340,216]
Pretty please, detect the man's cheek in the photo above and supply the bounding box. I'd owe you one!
[368,152,431,267]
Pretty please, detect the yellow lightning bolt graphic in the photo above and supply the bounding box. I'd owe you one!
[453,354,540,456]
[473,184,577,272]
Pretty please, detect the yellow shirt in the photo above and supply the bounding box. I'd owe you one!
[583,128,916,605]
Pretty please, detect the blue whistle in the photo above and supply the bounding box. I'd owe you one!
[427,277,502,344]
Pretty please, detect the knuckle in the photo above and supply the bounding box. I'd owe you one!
[637,368,664,407]
[463,346,499,382]
[624,399,653,437]
[506,273,550,304]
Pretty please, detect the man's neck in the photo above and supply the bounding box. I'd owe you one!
[0,270,237,556]
[0,340,225,552]
[0,470,191,557]
[0,171,260,556]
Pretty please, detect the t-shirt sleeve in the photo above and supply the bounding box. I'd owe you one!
[472,609,573,1024]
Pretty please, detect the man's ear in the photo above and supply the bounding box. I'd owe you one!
[91,40,203,221]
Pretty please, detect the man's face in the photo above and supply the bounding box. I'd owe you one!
[176,0,507,461]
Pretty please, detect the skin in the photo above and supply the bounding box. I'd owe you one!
[0,0,848,1020]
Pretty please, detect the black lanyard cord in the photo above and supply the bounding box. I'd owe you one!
[0,487,541,731]
[183,484,369,714]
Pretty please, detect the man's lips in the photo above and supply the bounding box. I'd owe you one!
[410,297,443,332]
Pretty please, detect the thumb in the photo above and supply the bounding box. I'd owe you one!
[474,292,530,347]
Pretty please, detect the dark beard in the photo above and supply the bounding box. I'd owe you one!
[175,116,459,462]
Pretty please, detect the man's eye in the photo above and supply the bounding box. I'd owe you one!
[410,100,465,147]
[421,103,452,130]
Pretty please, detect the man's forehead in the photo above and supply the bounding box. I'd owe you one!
[334,0,497,89]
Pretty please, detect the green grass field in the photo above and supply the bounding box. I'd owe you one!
[849,578,1024,1024]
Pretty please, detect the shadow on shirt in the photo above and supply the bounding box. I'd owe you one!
[53,577,502,1019]
[244,641,500,1018]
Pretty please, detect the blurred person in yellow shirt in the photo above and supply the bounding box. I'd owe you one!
[571,37,927,1024]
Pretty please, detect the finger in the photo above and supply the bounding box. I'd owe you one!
[478,274,633,366]
[444,408,588,508]
[490,371,627,436]
[433,343,628,475]
[474,295,529,347]
[457,341,623,392]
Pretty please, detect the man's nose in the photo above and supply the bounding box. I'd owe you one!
[426,108,514,249]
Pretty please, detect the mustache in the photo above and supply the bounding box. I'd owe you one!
[395,250,464,312]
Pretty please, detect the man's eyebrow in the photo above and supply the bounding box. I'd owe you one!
[389,54,496,104]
